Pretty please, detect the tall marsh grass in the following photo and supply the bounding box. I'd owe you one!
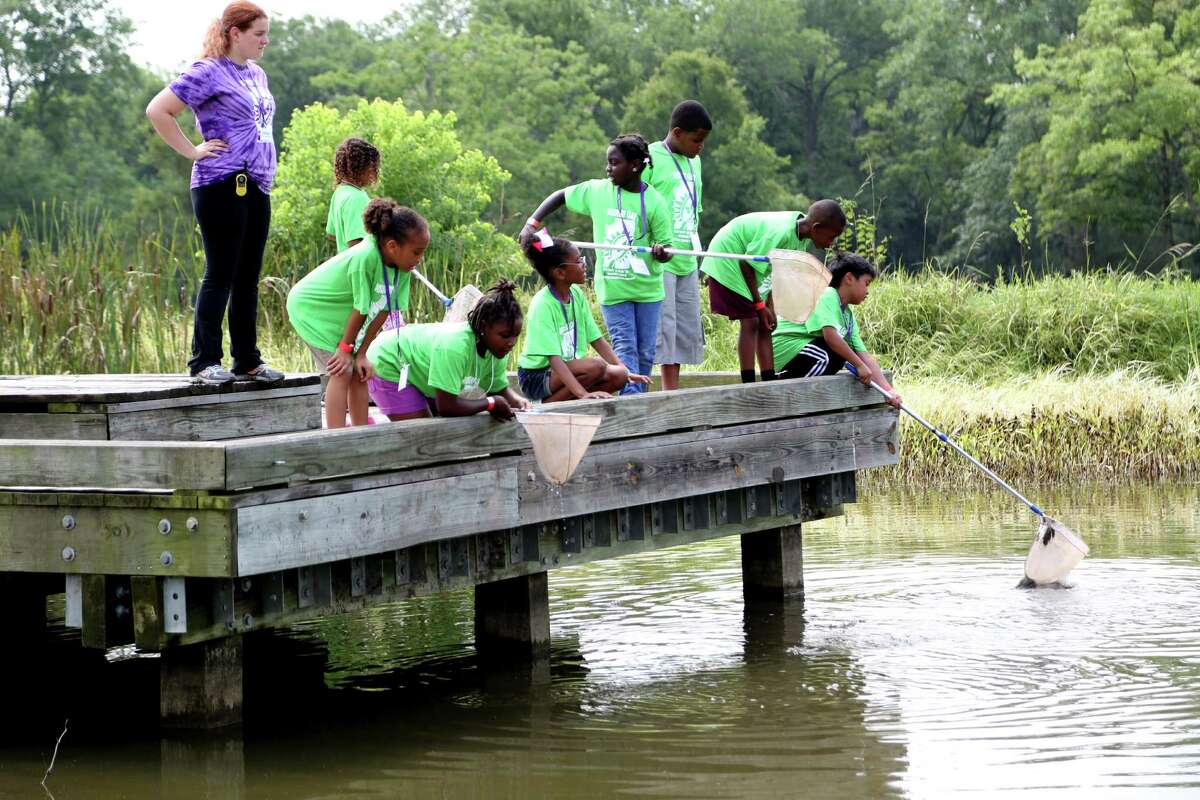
[862,371,1200,487]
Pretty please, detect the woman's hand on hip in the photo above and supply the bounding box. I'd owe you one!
[192,139,227,160]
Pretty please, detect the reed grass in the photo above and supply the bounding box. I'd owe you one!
[862,370,1200,488]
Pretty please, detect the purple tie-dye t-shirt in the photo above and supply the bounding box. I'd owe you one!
[169,57,277,192]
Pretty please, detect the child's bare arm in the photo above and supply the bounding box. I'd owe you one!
[351,310,389,380]
[858,351,902,408]
[741,263,776,331]
[821,326,870,377]
[549,355,589,400]
[592,338,621,366]
[518,190,567,245]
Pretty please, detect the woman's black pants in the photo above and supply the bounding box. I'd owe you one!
[188,174,270,375]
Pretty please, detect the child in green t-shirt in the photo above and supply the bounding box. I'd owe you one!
[773,252,902,408]
[517,233,650,403]
[365,280,533,421]
[518,134,673,395]
[646,101,712,391]
[701,200,846,383]
[287,199,429,428]
[326,137,380,253]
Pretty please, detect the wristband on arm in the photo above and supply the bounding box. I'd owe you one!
[753,300,766,310]
[486,396,496,412]
[337,341,354,354]
[525,217,541,229]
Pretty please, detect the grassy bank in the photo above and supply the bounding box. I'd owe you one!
[863,371,1200,488]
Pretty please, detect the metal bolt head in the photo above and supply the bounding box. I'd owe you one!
[242,614,254,627]
[241,578,252,592]
[62,515,75,530]
[298,511,309,521]
[158,519,172,535]
[160,551,174,566]
[185,516,199,532]
[61,546,76,562]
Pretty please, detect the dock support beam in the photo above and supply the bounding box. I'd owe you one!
[740,524,804,602]
[474,572,551,658]
[160,635,244,729]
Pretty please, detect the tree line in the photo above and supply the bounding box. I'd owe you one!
[2,0,1197,274]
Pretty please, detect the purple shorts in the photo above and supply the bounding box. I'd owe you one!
[368,377,431,417]
[706,277,759,320]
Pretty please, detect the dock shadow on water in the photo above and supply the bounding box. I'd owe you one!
[2,483,1200,798]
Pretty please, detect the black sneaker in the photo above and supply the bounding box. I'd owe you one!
[235,364,285,384]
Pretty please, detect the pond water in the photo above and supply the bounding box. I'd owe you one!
[2,483,1199,799]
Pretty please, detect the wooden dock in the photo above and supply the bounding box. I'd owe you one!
[0,373,898,728]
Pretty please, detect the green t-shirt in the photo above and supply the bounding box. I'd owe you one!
[286,237,410,352]
[517,284,605,370]
[700,212,807,300]
[563,178,672,305]
[772,286,867,368]
[366,322,509,399]
[645,141,703,277]
[325,183,370,253]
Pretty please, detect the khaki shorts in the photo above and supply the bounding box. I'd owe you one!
[307,343,335,389]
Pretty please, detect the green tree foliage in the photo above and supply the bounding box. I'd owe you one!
[622,51,799,239]
[271,98,520,271]
[2,0,1199,276]
[308,19,610,231]
[995,0,1200,259]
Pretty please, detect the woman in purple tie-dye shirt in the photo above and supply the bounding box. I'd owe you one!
[146,2,283,385]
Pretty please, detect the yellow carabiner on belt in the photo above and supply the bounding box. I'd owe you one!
[235,173,248,197]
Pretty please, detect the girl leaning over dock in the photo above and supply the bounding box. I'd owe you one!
[145,1,284,385]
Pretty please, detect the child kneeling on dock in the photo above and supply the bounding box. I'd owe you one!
[365,280,533,421]
[772,253,902,408]
[517,233,649,402]
[287,199,428,428]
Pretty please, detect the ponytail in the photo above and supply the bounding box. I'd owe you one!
[199,2,267,59]
[468,279,523,338]
[362,198,428,244]
[610,133,652,174]
[522,236,574,282]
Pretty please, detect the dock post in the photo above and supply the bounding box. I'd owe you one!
[474,572,551,658]
[160,635,244,729]
[740,524,804,602]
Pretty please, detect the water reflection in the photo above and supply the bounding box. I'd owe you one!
[1,483,1199,798]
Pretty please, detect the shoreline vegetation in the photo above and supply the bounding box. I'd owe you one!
[2,211,1197,486]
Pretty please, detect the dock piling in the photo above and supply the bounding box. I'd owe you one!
[474,573,551,658]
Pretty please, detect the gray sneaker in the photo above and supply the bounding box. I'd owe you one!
[235,363,285,384]
[193,364,236,384]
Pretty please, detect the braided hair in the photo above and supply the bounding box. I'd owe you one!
[362,198,427,244]
[522,236,575,282]
[610,133,651,175]
[468,279,523,339]
[333,137,381,188]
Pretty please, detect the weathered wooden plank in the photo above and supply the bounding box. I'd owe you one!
[0,505,234,576]
[0,440,226,491]
[0,412,108,440]
[517,408,898,524]
[0,373,318,405]
[107,392,320,441]
[223,374,883,490]
[234,469,520,576]
[103,383,319,414]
